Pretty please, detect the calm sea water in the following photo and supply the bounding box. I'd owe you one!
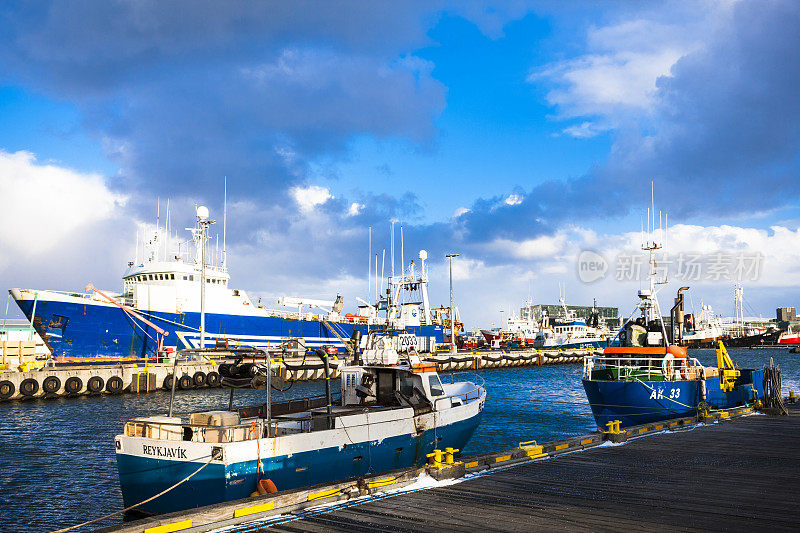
[1,348,797,532]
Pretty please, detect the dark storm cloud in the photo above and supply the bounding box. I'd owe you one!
[444,0,800,250]
[0,1,462,207]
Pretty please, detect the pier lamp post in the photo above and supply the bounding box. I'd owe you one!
[197,206,215,350]
[500,309,505,329]
[446,253,459,354]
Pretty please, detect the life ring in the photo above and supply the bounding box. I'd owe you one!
[87,376,105,393]
[0,380,15,399]
[19,378,39,397]
[106,376,124,394]
[65,376,83,394]
[193,371,207,388]
[206,371,221,388]
[42,376,62,395]
[178,374,193,390]
[162,374,174,390]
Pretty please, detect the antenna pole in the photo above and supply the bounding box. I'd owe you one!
[223,177,227,269]
[368,226,372,305]
[400,225,405,277]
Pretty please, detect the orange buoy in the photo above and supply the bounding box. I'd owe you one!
[257,478,278,495]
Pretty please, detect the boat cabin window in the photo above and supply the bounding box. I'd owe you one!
[170,274,175,280]
[399,374,414,396]
[428,375,444,397]
[376,369,395,404]
[183,275,188,280]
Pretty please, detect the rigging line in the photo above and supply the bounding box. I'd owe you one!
[51,453,216,533]
[487,396,693,411]
[117,305,160,356]
[632,377,695,409]
[487,398,675,417]
[136,309,201,332]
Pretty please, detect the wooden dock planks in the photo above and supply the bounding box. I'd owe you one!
[266,405,800,532]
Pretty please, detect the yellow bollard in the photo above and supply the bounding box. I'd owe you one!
[790,390,796,403]
[444,447,459,465]
[426,449,443,467]
[605,420,622,434]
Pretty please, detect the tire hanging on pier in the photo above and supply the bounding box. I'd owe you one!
[42,376,61,395]
[178,374,193,390]
[106,376,124,394]
[193,371,206,388]
[20,378,39,397]
[206,371,221,388]
[65,377,82,394]
[87,376,104,393]
[162,374,174,390]
[0,380,15,399]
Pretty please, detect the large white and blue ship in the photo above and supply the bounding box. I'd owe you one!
[115,337,486,514]
[10,208,445,359]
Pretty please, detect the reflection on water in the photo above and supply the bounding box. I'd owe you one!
[0,348,797,532]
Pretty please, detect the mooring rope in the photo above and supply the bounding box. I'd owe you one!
[51,453,217,533]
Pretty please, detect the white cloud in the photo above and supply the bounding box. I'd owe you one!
[560,121,605,138]
[532,15,712,122]
[290,185,333,212]
[347,202,364,216]
[504,194,523,206]
[489,233,568,259]
[0,150,126,256]
[453,206,470,218]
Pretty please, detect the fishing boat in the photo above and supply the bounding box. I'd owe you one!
[10,205,444,358]
[114,334,485,514]
[582,205,764,429]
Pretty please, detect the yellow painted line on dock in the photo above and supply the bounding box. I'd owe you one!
[308,488,341,501]
[639,428,648,433]
[495,455,512,463]
[580,438,594,445]
[144,520,193,533]
[669,422,678,427]
[233,501,274,518]
[554,443,569,451]
[368,477,396,489]
[464,461,479,468]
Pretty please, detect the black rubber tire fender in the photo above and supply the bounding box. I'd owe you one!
[106,376,124,394]
[192,371,206,388]
[206,371,221,388]
[42,376,61,394]
[87,376,104,393]
[64,376,82,394]
[162,374,174,390]
[0,380,15,399]
[19,378,39,397]
[178,374,193,390]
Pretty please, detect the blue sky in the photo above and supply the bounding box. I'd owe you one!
[1,1,800,328]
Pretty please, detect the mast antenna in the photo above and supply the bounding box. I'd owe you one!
[223,177,227,269]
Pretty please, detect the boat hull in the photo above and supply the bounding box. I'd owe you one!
[116,407,483,514]
[582,369,763,429]
[12,293,443,358]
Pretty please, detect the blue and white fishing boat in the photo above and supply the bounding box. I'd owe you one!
[114,336,486,514]
[10,205,444,359]
[582,203,763,428]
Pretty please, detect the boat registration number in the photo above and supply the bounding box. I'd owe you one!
[649,388,680,400]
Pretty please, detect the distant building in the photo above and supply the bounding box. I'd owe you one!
[777,307,797,322]
[522,303,621,329]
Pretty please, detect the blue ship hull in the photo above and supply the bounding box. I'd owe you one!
[582,369,764,428]
[117,410,482,514]
[15,297,443,358]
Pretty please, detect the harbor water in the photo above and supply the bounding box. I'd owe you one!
[0,349,797,533]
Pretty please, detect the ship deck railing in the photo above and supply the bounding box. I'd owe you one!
[583,355,706,382]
